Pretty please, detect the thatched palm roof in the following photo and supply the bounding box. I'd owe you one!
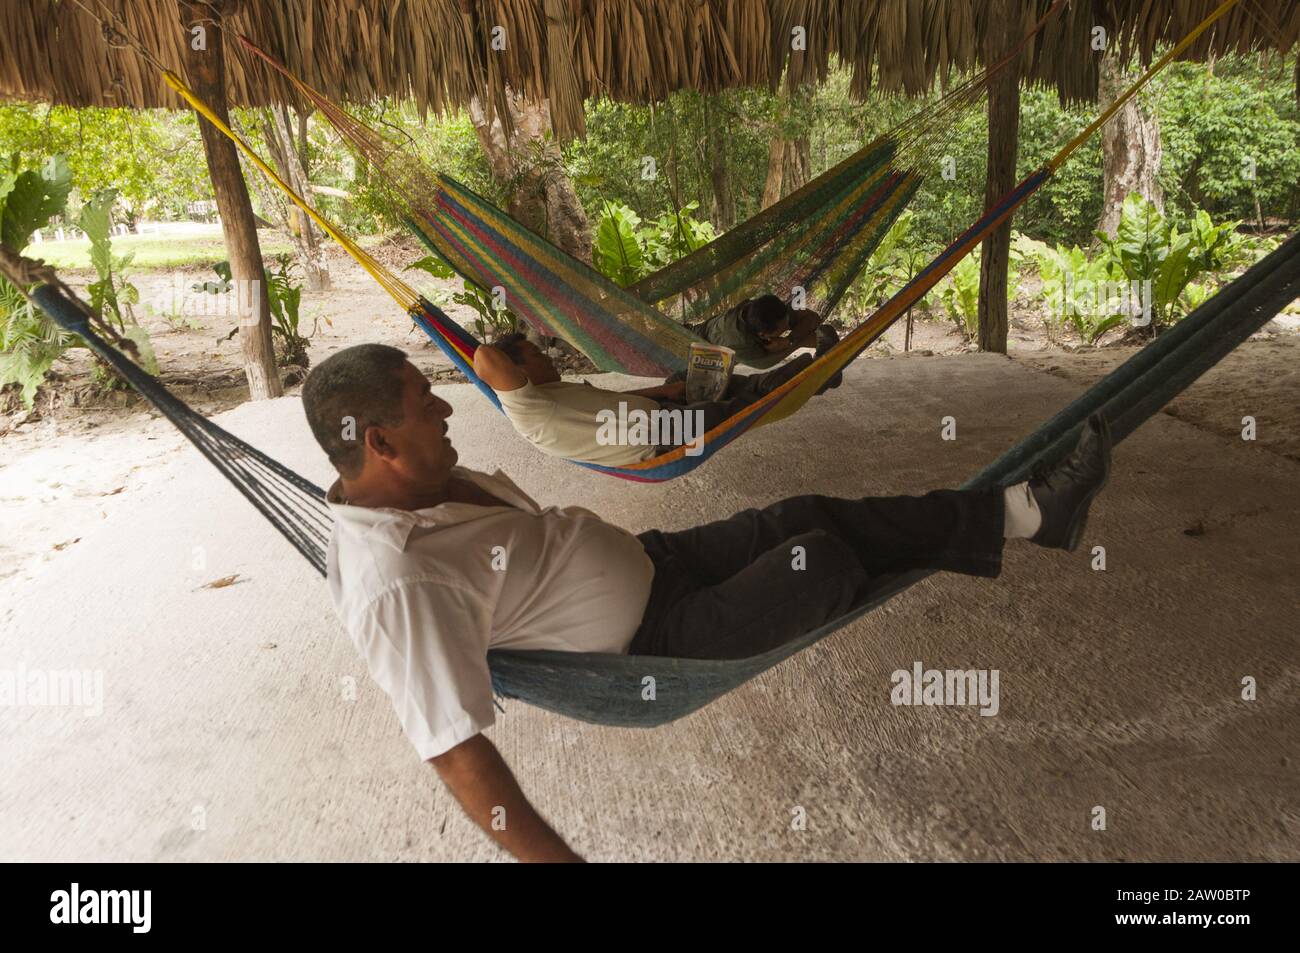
[1,0,1296,140]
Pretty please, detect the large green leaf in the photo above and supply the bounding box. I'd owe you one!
[1085,312,1127,345]
[1151,240,1194,318]
[405,254,456,280]
[1106,193,1168,282]
[78,188,118,282]
[593,202,644,286]
[0,155,71,250]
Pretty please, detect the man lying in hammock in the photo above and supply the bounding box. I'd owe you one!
[303,344,1113,863]
[688,293,835,369]
[472,329,841,466]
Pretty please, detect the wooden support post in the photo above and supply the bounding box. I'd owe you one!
[180,0,281,399]
[978,0,1022,355]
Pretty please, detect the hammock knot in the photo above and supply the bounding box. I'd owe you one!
[0,246,58,290]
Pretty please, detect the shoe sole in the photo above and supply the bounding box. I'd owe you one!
[1062,416,1113,552]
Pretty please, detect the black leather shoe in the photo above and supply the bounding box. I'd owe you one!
[1027,413,1113,551]
[813,325,843,393]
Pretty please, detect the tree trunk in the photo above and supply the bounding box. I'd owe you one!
[761,134,785,210]
[762,86,811,210]
[1097,49,1164,238]
[467,90,591,264]
[782,136,811,194]
[705,97,735,229]
[978,0,1020,355]
[262,104,331,291]
[180,0,280,399]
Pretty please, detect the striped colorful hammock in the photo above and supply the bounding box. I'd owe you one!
[240,33,969,376]
[409,161,920,376]
[159,0,1233,482]
[162,60,1044,482]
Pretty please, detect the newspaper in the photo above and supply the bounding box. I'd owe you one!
[684,342,736,402]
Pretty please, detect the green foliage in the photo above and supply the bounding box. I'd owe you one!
[938,251,983,339]
[406,255,519,341]
[343,106,496,234]
[79,189,139,331]
[264,254,307,365]
[1034,242,1125,343]
[77,187,156,392]
[592,201,645,285]
[0,155,75,406]
[591,199,715,286]
[1156,58,1300,225]
[569,89,771,230]
[1015,87,1106,246]
[198,255,311,366]
[840,210,938,319]
[1097,194,1251,328]
[0,157,156,403]
[0,154,72,249]
[0,271,72,408]
[641,202,716,271]
[406,254,455,282]
[934,242,1026,340]
[448,284,519,341]
[1029,195,1262,343]
[1181,281,1211,313]
[0,105,209,220]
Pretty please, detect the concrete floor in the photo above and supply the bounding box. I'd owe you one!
[2,353,1297,861]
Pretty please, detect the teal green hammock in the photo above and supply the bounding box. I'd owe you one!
[16,229,1300,726]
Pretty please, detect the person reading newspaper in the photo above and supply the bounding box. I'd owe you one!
[688,294,835,370]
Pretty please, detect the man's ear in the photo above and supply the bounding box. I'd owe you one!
[363,423,398,461]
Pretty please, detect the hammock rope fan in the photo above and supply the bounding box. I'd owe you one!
[10,224,1299,725]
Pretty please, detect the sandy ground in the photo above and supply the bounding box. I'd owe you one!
[1,251,1298,861]
[2,355,1299,859]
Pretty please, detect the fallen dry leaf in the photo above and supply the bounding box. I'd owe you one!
[199,574,242,590]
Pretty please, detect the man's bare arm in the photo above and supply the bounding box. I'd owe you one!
[473,343,528,392]
[430,733,584,862]
[762,310,822,353]
[787,309,822,349]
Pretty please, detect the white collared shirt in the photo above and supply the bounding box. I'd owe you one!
[325,467,654,760]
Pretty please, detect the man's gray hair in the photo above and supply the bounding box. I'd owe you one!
[301,344,408,477]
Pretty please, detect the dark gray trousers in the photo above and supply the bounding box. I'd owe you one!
[628,487,1006,659]
[654,354,814,455]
